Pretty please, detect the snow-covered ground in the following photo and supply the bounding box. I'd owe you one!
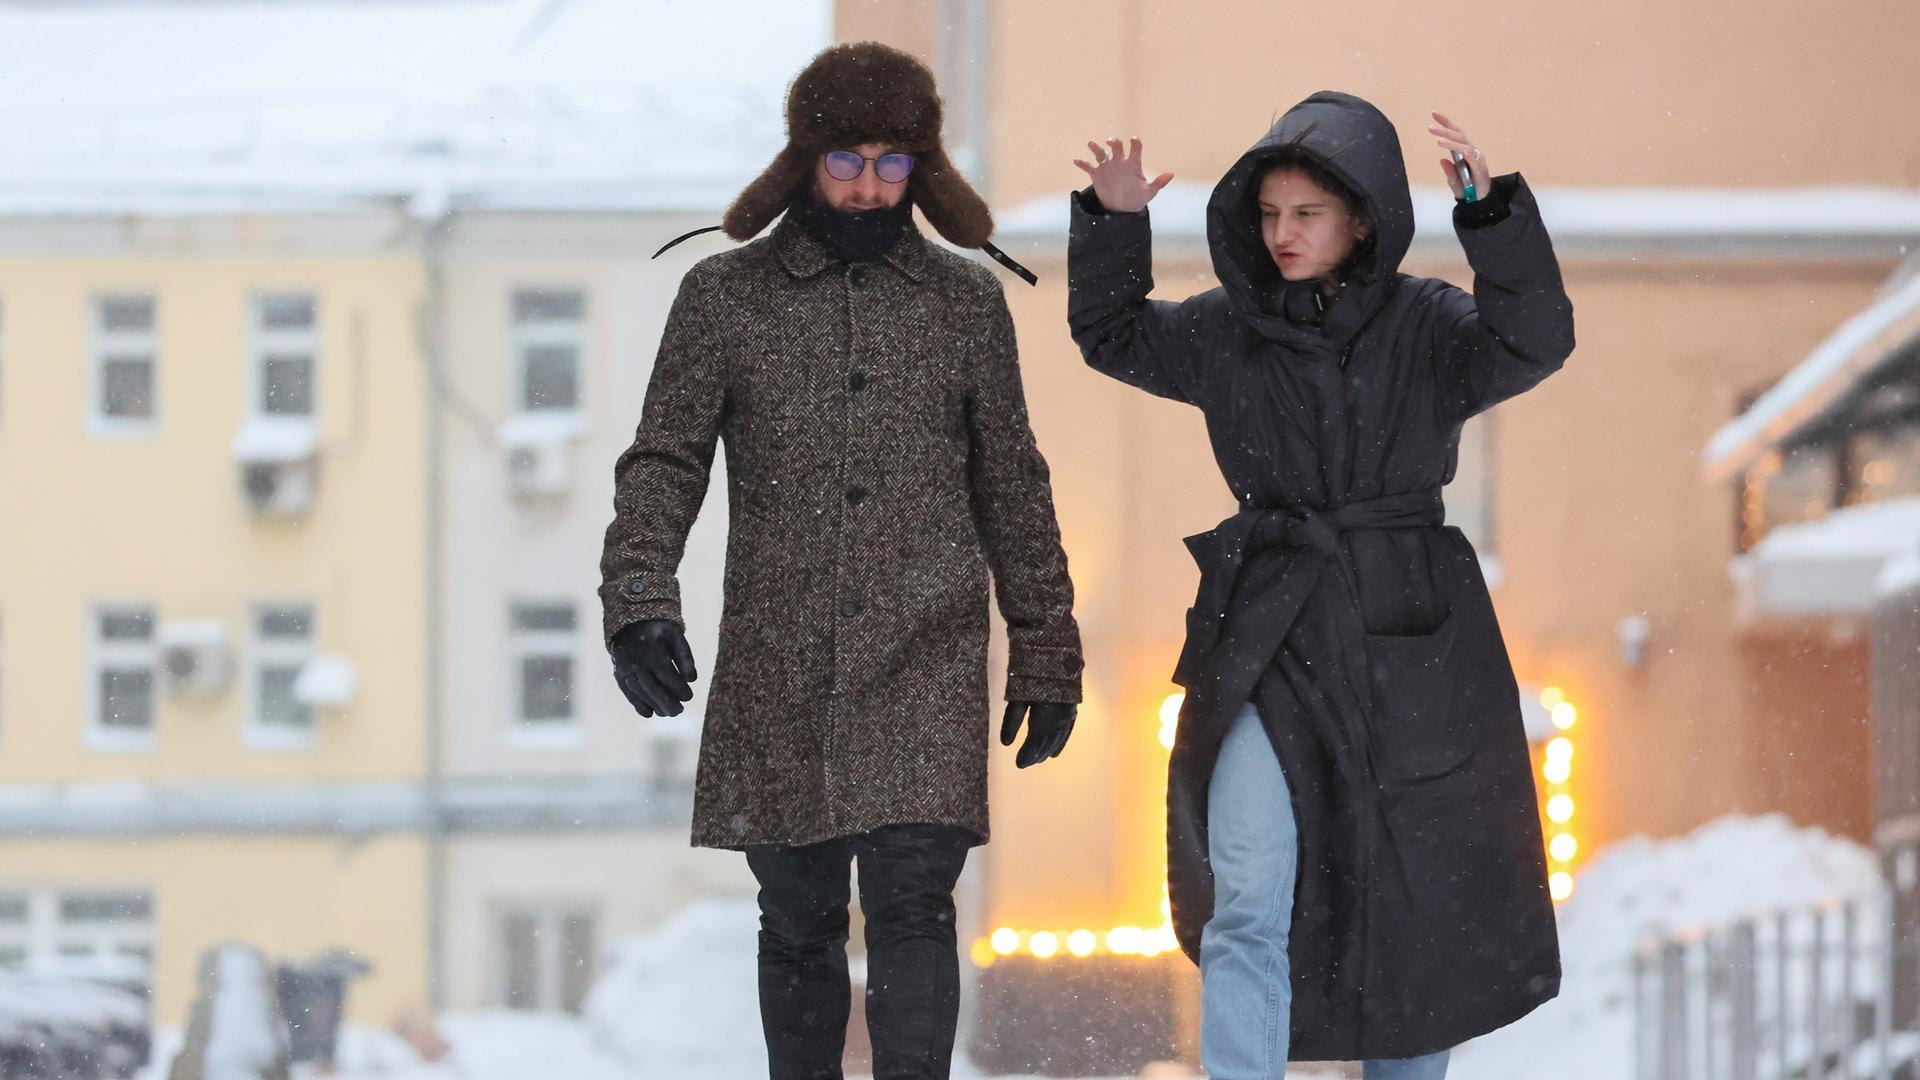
[115,813,1880,1080]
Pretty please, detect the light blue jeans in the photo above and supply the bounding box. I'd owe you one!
[1199,701,1451,1080]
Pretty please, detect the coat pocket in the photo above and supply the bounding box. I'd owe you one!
[1363,610,1472,783]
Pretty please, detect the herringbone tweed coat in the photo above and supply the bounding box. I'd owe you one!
[600,215,1083,850]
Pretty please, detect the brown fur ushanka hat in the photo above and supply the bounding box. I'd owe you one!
[722,41,994,249]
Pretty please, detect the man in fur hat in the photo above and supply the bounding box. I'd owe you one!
[598,41,1083,1078]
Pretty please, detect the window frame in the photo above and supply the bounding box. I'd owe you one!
[86,292,160,438]
[507,597,580,747]
[492,899,598,1014]
[509,287,588,418]
[86,603,158,753]
[245,600,317,751]
[248,290,320,420]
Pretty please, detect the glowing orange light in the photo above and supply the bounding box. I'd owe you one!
[1549,872,1575,901]
[1549,834,1578,863]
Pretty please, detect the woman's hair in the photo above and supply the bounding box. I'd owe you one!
[1252,145,1377,281]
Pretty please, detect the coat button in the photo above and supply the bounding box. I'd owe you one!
[846,486,868,505]
[627,578,647,596]
[840,597,861,617]
[849,371,869,392]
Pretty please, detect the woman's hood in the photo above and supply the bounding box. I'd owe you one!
[1206,91,1415,317]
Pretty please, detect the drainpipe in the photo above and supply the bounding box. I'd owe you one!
[413,177,453,1012]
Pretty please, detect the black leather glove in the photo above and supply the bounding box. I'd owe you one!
[609,619,697,718]
[999,700,1077,768]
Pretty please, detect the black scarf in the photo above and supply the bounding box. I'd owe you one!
[788,185,914,263]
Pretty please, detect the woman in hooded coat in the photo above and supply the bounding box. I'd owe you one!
[1067,91,1574,1077]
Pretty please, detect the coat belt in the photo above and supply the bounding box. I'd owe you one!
[1172,487,1446,694]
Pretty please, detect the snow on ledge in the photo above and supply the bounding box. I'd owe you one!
[497,410,587,449]
[230,415,319,465]
[294,654,358,708]
[1734,496,1920,618]
[992,183,1920,249]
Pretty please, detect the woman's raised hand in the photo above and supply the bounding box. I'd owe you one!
[1073,137,1173,214]
[1428,112,1492,201]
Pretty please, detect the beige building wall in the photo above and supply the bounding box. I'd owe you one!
[433,211,758,1009]
[0,233,430,784]
[436,212,733,780]
[0,214,435,1025]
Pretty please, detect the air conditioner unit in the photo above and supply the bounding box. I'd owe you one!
[231,416,319,517]
[158,619,232,698]
[498,413,584,498]
[506,440,570,495]
[241,460,316,516]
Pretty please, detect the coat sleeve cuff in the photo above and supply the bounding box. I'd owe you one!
[1005,644,1085,703]
[1453,172,1518,229]
[1004,674,1083,705]
[598,576,684,647]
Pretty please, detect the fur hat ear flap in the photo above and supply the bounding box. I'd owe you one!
[722,145,814,242]
[909,146,993,249]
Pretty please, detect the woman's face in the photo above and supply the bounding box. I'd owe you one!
[1257,167,1370,287]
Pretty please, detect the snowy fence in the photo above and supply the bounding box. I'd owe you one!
[1633,884,1920,1079]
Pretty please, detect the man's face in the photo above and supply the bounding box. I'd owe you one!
[813,142,909,212]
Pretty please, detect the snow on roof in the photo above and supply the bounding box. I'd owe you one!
[1701,267,1920,480]
[0,0,829,216]
[993,182,1920,254]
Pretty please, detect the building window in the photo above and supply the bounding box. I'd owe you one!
[510,601,577,738]
[250,603,315,747]
[90,294,157,432]
[1738,442,1842,551]
[1844,422,1920,506]
[496,904,597,1014]
[511,289,585,414]
[91,605,156,749]
[252,292,318,417]
[0,888,154,981]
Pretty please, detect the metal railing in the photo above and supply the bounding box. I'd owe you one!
[1634,884,1920,1079]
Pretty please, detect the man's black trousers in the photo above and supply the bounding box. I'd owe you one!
[744,823,974,1080]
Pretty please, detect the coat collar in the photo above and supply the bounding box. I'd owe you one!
[770,213,934,286]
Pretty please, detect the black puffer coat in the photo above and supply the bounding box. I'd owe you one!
[1068,91,1572,1059]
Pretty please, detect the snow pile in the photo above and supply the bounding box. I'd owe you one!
[1450,814,1881,1080]
[0,969,148,1050]
[199,944,291,1080]
[582,897,768,1079]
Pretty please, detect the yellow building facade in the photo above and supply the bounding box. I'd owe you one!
[0,227,435,1024]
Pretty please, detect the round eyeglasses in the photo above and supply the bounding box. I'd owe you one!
[823,150,916,184]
